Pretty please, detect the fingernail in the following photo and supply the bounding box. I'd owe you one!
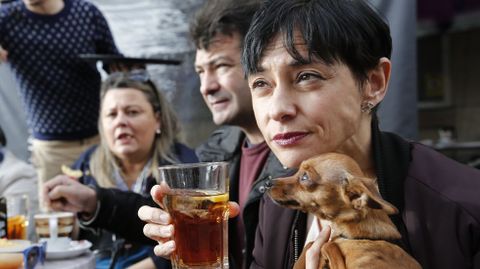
[159,212,170,223]
[162,225,174,237]
[164,240,175,251]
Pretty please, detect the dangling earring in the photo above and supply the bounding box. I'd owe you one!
[361,101,374,113]
[156,128,162,135]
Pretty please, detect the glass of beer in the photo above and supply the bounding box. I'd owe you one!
[6,194,29,240]
[158,162,229,269]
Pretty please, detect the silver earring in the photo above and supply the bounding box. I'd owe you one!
[361,101,374,113]
[156,128,161,135]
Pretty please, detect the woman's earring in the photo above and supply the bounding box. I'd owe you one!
[156,128,162,135]
[361,101,374,113]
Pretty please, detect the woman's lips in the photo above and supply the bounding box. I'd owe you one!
[272,132,308,146]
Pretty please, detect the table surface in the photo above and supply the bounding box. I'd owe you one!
[37,251,95,269]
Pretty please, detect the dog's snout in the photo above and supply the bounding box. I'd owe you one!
[264,178,274,189]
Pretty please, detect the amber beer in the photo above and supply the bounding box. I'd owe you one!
[7,215,27,239]
[159,162,229,269]
[164,190,229,268]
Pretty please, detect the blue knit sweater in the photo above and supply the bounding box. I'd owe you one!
[0,0,119,140]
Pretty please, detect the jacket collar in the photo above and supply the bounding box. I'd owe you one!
[371,114,412,213]
[371,114,413,252]
[196,126,245,162]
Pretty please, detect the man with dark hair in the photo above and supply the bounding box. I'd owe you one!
[241,0,480,268]
[138,0,291,268]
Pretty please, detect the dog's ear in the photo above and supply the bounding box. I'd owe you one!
[345,177,398,215]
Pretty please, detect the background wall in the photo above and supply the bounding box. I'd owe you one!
[0,0,424,162]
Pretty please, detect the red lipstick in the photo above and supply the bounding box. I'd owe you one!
[272,132,308,146]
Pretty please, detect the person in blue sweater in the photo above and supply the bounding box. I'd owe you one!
[0,0,120,206]
[43,70,197,269]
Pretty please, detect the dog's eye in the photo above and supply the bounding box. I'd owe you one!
[299,172,310,182]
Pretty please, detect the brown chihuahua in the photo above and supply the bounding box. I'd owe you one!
[268,153,421,269]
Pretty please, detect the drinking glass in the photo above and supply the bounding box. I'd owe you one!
[6,194,29,240]
[158,162,229,269]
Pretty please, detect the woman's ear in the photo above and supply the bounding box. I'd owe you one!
[363,57,391,105]
[155,112,162,131]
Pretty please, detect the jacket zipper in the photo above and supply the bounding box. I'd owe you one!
[287,211,301,269]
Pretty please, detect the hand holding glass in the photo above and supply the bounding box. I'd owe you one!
[158,162,229,269]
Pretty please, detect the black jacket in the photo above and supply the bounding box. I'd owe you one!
[250,127,480,269]
[196,126,293,269]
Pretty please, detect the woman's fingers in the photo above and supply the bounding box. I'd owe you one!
[153,241,175,259]
[138,205,171,224]
[143,222,174,241]
[150,183,170,209]
[305,225,331,269]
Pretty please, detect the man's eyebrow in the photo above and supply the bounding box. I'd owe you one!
[196,56,234,68]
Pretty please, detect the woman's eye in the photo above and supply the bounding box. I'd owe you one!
[298,73,313,81]
[251,80,267,89]
[297,72,323,83]
[127,110,139,116]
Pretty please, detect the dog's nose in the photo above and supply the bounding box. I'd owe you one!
[264,178,274,189]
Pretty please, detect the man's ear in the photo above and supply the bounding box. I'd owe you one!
[362,57,391,105]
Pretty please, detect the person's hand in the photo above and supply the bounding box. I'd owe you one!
[138,183,174,259]
[0,46,8,62]
[138,183,240,259]
[305,225,331,269]
[43,174,97,215]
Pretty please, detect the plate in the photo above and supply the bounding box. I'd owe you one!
[0,239,31,253]
[46,240,92,260]
[79,54,182,65]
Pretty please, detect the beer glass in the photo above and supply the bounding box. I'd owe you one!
[158,162,229,269]
[6,194,29,240]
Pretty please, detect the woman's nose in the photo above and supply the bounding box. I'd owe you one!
[113,112,128,126]
[268,86,296,122]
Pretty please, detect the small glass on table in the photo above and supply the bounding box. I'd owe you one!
[5,194,29,240]
[158,162,229,269]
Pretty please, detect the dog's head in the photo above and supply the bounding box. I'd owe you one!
[268,153,398,223]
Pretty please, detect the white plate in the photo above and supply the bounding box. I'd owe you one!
[46,240,92,260]
[0,239,31,253]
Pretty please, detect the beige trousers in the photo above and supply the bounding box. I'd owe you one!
[31,136,99,210]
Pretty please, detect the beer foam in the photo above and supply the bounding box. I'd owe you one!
[34,212,74,219]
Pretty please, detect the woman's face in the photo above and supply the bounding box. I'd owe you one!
[247,36,376,168]
[101,88,160,163]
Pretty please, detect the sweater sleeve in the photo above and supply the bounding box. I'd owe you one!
[82,187,157,245]
[0,6,7,45]
[91,5,120,55]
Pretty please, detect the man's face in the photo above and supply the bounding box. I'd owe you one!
[195,33,254,127]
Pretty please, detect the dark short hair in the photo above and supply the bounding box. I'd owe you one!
[189,0,261,50]
[242,0,392,86]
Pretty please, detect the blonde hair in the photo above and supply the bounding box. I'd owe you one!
[90,72,182,188]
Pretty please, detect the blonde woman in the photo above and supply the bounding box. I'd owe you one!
[44,70,197,269]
